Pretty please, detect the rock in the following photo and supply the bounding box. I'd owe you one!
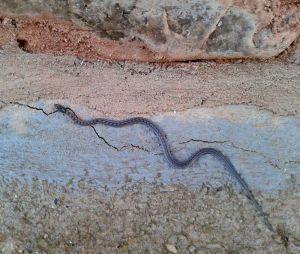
[188,245,196,253]
[165,244,177,253]
[206,243,223,252]
[37,238,48,252]
[0,0,299,61]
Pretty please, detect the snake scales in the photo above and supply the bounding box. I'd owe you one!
[54,104,274,232]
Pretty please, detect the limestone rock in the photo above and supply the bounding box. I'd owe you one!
[0,1,299,61]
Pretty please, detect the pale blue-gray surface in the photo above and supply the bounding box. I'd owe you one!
[0,102,299,192]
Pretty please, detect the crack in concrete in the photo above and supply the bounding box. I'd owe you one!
[179,138,283,170]
[0,100,57,116]
[179,139,228,145]
[227,142,282,170]
[90,127,150,153]
[90,125,122,151]
[202,101,297,117]
[284,160,300,165]
[127,143,151,153]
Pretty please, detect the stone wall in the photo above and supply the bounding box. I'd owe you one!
[0,0,299,61]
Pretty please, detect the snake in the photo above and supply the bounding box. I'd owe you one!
[54,103,274,232]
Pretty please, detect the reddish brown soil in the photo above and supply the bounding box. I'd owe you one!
[0,14,164,62]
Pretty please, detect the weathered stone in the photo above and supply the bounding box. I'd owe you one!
[166,244,177,253]
[0,0,299,61]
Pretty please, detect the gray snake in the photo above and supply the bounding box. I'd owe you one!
[54,103,274,232]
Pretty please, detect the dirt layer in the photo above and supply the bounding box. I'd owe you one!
[0,44,299,117]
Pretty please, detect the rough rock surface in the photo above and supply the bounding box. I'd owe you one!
[0,0,299,61]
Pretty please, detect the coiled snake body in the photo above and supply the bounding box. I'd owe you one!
[54,104,274,232]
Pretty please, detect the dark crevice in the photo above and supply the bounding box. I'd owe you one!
[179,139,228,145]
[1,101,57,116]
[16,39,29,52]
[90,125,121,151]
[129,143,150,153]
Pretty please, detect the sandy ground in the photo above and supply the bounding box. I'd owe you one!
[0,43,299,117]
[0,44,300,253]
[1,179,299,254]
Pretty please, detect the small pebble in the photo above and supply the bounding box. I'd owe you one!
[53,198,58,205]
[189,245,196,253]
[166,244,177,253]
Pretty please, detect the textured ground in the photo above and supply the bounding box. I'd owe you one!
[1,179,299,254]
[1,43,299,117]
[0,45,300,253]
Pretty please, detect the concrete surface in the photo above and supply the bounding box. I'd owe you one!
[0,102,299,193]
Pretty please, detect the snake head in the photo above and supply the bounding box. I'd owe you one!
[54,104,67,113]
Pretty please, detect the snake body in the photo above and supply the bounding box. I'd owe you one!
[54,103,274,232]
